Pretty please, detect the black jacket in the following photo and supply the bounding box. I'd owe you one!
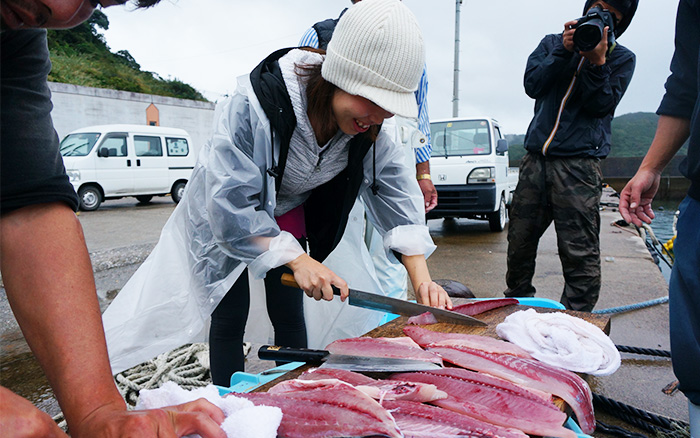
[522,33,635,159]
[657,0,700,201]
[249,48,375,261]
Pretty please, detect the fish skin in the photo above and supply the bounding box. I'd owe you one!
[326,336,443,365]
[240,379,402,438]
[427,344,595,435]
[390,370,575,438]
[383,400,529,438]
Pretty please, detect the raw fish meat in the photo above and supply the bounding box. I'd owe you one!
[391,369,575,438]
[239,378,402,438]
[404,326,532,358]
[326,336,443,365]
[407,299,518,325]
[383,400,528,438]
[427,343,595,434]
[299,367,447,403]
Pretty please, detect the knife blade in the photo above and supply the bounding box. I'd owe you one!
[280,273,486,326]
[258,345,442,372]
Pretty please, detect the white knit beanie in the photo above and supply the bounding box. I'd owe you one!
[321,0,425,119]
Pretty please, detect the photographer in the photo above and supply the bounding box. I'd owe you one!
[505,0,637,311]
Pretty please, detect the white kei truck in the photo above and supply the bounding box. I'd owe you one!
[59,124,196,211]
[427,117,518,232]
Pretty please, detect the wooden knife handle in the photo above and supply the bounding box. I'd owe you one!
[258,345,329,363]
[280,273,341,296]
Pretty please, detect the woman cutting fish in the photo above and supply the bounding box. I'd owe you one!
[102,0,451,386]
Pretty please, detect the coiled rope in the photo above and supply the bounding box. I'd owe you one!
[114,343,212,407]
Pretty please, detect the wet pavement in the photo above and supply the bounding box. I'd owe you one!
[0,191,690,435]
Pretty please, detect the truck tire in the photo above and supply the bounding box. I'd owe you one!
[135,195,153,204]
[78,186,102,211]
[171,181,186,204]
[488,195,507,232]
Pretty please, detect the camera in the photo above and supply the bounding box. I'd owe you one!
[572,6,617,52]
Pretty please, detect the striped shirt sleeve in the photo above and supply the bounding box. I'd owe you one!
[299,27,320,48]
[414,65,432,163]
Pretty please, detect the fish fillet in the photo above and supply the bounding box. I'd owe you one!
[391,369,575,438]
[383,400,528,438]
[404,326,532,358]
[240,379,402,438]
[326,336,443,365]
[427,344,595,434]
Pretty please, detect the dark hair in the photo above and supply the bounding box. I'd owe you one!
[296,48,379,143]
[128,0,162,8]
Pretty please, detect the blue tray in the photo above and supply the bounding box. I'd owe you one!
[216,361,304,396]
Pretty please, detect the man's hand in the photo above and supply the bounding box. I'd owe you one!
[580,26,609,66]
[0,386,69,438]
[286,253,348,301]
[72,399,226,438]
[563,20,578,52]
[418,179,438,212]
[619,170,660,227]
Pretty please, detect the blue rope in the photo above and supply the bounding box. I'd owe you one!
[592,296,669,314]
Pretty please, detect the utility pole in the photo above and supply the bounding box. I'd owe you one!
[452,0,462,117]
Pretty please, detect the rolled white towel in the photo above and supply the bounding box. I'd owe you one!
[496,309,620,376]
[136,381,282,438]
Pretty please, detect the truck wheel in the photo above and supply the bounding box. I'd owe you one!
[171,181,186,204]
[78,186,102,211]
[135,195,153,204]
[488,195,507,232]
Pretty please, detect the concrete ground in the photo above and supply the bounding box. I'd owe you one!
[0,192,689,436]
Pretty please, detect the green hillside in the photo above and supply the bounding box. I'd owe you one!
[505,112,687,162]
[47,11,206,101]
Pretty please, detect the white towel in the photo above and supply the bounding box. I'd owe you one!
[135,381,282,438]
[496,309,620,376]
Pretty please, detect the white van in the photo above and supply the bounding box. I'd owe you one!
[60,124,196,211]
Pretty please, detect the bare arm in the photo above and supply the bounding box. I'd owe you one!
[0,203,225,438]
[401,254,452,309]
[416,160,437,213]
[619,116,690,226]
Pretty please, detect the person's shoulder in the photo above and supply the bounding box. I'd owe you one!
[610,43,636,63]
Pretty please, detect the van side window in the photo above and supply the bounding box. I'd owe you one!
[166,137,189,157]
[493,126,503,140]
[135,136,163,157]
[102,135,128,157]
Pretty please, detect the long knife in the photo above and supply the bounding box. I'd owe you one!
[281,273,486,326]
[258,345,442,372]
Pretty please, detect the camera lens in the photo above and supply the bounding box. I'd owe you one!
[574,22,603,52]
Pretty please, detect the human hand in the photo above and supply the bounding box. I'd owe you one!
[562,20,578,52]
[0,386,69,438]
[70,398,226,438]
[580,26,608,65]
[619,170,660,227]
[286,253,348,301]
[414,281,453,310]
[418,179,438,212]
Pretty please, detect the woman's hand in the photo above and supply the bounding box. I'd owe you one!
[401,254,453,309]
[286,254,348,301]
[414,281,452,309]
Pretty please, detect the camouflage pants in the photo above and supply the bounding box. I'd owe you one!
[505,152,603,311]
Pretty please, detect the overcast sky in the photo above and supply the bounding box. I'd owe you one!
[100,0,680,135]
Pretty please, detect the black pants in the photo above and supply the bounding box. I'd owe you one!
[209,263,307,386]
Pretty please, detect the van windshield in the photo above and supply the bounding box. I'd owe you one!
[60,133,101,157]
[430,120,491,157]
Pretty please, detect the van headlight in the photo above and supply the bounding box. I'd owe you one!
[467,167,495,184]
[66,170,81,183]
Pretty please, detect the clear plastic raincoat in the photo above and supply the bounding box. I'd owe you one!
[102,49,434,373]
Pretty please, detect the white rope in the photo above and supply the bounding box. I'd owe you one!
[115,343,212,407]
